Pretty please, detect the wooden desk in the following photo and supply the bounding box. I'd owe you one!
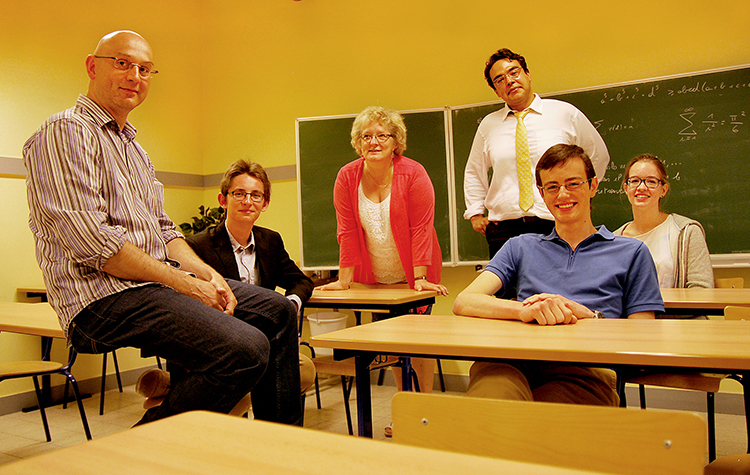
[0,302,63,339]
[662,288,750,315]
[305,283,437,320]
[311,315,750,437]
[0,411,615,475]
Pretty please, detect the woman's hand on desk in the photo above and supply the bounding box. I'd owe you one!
[316,280,350,291]
[414,279,449,296]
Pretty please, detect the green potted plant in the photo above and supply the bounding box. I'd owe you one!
[179,205,225,236]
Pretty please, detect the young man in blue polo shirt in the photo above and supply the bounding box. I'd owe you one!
[453,143,664,406]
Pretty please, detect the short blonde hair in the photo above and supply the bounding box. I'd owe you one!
[350,106,407,157]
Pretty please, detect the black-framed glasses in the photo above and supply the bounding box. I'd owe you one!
[492,66,523,88]
[361,134,393,144]
[229,190,264,203]
[539,178,592,195]
[625,177,664,189]
[94,56,158,78]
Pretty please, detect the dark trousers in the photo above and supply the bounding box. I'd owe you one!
[69,280,302,426]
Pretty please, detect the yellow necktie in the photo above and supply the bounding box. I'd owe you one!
[515,109,533,212]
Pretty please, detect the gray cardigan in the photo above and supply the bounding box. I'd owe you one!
[614,214,714,319]
[614,213,713,289]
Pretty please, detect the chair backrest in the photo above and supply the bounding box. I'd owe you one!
[715,277,745,288]
[392,392,705,475]
[724,305,750,321]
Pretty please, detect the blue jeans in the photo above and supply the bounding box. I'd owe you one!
[69,281,302,426]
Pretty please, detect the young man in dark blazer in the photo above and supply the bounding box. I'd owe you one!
[188,159,315,397]
[186,160,313,311]
[138,160,315,416]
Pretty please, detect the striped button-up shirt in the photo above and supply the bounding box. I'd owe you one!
[23,95,184,336]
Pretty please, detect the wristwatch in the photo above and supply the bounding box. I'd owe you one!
[415,276,427,281]
[593,311,605,319]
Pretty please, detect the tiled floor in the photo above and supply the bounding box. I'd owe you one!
[0,375,747,466]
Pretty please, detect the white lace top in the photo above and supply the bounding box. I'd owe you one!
[358,184,406,284]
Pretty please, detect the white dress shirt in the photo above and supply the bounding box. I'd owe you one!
[463,94,610,222]
[227,230,258,285]
[226,228,302,312]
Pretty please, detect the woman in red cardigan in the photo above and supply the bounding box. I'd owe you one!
[317,106,447,415]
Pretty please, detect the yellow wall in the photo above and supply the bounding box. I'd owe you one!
[1,0,749,398]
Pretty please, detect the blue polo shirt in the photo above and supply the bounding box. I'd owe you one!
[486,226,664,318]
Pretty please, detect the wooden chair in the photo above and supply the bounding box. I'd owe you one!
[392,392,706,475]
[621,278,743,461]
[0,338,92,442]
[715,277,745,289]
[619,303,750,462]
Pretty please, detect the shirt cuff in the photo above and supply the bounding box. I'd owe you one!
[287,295,302,314]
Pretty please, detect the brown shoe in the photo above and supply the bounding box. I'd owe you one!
[136,369,170,398]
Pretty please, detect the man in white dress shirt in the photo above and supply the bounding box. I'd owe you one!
[463,48,610,269]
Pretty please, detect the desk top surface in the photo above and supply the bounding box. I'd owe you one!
[661,287,750,309]
[311,314,750,371]
[0,411,612,475]
[308,283,437,306]
[0,302,63,339]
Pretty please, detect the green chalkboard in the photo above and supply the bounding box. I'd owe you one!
[452,66,750,261]
[297,109,451,268]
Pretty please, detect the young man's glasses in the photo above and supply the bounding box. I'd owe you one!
[540,178,592,195]
[229,191,264,203]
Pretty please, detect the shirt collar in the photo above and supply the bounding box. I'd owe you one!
[501,93,542,121]
[541,225,614,245]
[227,227,255,253]
[76,94,138,140]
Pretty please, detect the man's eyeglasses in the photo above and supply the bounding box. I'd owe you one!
[94,56,158,78]
[228,190,264,203]
[539,178,592,195]
[625,177,664,189]
[492,67,523,88]
[361,134,393,144]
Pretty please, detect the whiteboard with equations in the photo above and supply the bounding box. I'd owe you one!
[297,65,750,269]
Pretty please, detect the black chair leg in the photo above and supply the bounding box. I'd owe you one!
[112,350,123,392]
[638,384,647,409]
[62,377,70,409]
[437,359,445,392]
[314,374,322,409]
[99,352,108,415]
[341,376,354,436]
[708,392,716,462]
[377,368,386,386]
[616,375,627,407]
[32,376,52,442]
[64,371,92,440]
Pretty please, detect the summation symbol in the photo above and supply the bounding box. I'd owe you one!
[679,108,697,141]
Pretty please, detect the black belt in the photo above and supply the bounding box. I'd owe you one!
[490,216,547,225]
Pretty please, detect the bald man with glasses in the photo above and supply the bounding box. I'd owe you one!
[24,30,302,427]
